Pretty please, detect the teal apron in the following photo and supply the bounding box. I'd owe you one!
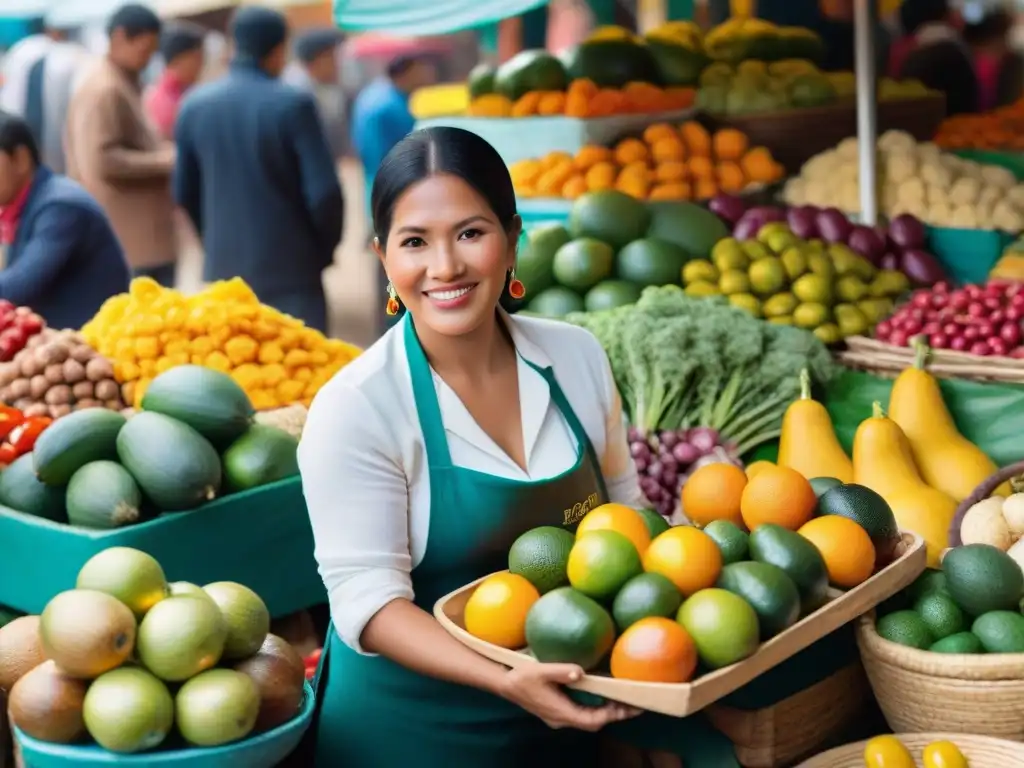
[306,314,740,767]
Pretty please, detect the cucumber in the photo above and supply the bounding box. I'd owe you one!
[33,408,126,486]
[222,424,299,492]
[0,454,66,521]
[116,411,222,511]
[66,460,142,529]
[141,365,255,447]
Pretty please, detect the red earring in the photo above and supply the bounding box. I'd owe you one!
[385,282,400,316]
[508,270,526,300]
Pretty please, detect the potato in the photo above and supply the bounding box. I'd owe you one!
[61,359,85,385]
[29,375,50,400]
[22,403,49,418]
[18,354,39,379]
[25,331,50,349]
[0,363,18,388]
[12,398,33,411]
[93,380,120,402]
[7,378,30,400]
[44,384,71,406]
[1001,494,1024,538]
[103,400,123,411]
[71,381,94,400]
[43,364,64,385]
[37,343,69,367]
[73,398,101,410]
[48,404,72,418]
[960,497,1012,550]
[70,344,93,364]
[85,357,113,382]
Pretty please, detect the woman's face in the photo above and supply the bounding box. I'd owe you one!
[378,174,519,338]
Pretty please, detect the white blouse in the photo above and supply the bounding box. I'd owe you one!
[298,314,644,653]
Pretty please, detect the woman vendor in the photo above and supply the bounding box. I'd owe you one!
[298,126,740,767]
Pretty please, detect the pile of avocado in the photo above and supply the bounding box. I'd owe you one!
[697,59,838,116]
[876,543,1024,654]
[514,190,730,319]
[0,366,300,530]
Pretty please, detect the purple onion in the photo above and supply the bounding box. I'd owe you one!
[659,431,680,449]
[646,460,664,478]
[672,441,700,465]
[687,427,720,453]
[630,442,651,460]
[880,252,900,271]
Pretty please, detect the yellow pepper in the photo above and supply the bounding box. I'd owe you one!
[923,741,968,768]
[863,736,914,768]
[204,351,231,372]
[258,343,284,365]
[135,337,160,360]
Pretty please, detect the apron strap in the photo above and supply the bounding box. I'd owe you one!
[403,314,454,468]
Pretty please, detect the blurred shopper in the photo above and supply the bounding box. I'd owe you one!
[284,28,347,162]
[963,6,1023,111]
[65,5,178,287]
[0,111,129,329]
[173,7,343,333]
[898,0,979,116]
[145,22,206,141]
[0,29,55,117]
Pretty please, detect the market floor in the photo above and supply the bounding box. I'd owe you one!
[176,158,380,349]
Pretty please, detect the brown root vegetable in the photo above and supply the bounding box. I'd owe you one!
[84,357,113,382]
[61,359,85,384]
[43,343,69,366]
[69,345,93,364]
[93,380,120,402]
[29,375,50,401]
[71,381,94,400]
[19,355,40,379]
[48,404,72,418]
[22,403,49,418]
[0,363,18,387]
[73,398,101,410]
[12,398,33,411]
[103,400,123,411]
[43,364,64,385]
[7,379,30,400]
[44,385,71,406]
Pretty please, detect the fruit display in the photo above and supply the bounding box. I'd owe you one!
[873,544,1024,655]
[567,285,837,516]
[466,492,895,683]
[681,221,912,344]
[701,18,824,66]
[510,121,784,202]
[696,59,839,115]
[0,365,299,528]
[0,302,45,362]
[0,328,126,419]
[516,191,730,318]
[861,735,969,768]
[467,77,695,119]
[81,277,361,411]
[2,546,307,753]
[783,130,1024,230]
[934,97,1024,151]
[874,281,1024,356]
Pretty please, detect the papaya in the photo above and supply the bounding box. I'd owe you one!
[777,369,853,483]
[888,339,1009,502]
[852,402,957,567]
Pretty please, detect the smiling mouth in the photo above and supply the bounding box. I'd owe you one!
[424,284,477,301]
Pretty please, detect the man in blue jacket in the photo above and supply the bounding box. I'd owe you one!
[173,6,343,333]
[0,111,129,330]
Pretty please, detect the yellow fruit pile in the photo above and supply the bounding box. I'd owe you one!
[81,277,360,410]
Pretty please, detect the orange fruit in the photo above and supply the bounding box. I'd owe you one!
[642,526,722,596]
[463,573,539,649]
[744,460,775,480]
[610,617,697,683]
[681,463,747,528]
[740,466,817,531]
[798,516,875,589]
[577,503,652,555]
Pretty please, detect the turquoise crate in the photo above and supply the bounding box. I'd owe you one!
[0,477,324,618]
[926,225,1015,285]
[15,680,314,768]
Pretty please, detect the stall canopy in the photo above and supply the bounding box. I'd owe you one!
[334,0,548,36]
[40,0,321,27]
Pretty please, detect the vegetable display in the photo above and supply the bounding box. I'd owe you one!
[783,130,1024,231]
[3,547,307,754]
[468,77,695,119]
[934,97,1024,151]
[0,303,45,362]
[697,59,839,115]
[565,285,837,516]
[82,277,361,411]
[510,121,784,202]
[0,329,125,419]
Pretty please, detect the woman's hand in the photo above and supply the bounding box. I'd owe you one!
[497,663,642,731]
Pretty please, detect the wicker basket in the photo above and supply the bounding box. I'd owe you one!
[838,336,1024,383]
[705,663,870,768]
[797,733,1024,767]
[857,613,1024,738]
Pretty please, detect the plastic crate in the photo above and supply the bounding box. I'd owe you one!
[0,477,323,617]
[925,225,1015,285]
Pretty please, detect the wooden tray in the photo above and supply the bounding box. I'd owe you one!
[839,335,1024,383]
[434,531,925,717]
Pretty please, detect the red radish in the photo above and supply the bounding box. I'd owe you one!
[970,341,992,355]
[989,338,1010,356]
[930,333,949,348]
[950,336,969,351]
[1001,324,1022,346]
[890,329,910,346]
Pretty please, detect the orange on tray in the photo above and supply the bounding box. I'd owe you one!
[576,503,652,555]
[642,526,722,597]
[798,516,875,589]
[610,617,698,683]
[681,463,747,528]
[464,573,539,649]
[740,466,817,531]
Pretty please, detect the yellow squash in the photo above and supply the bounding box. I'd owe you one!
[777,369,854,483]
[853,402,957,567]
[923,740,969,768]
[863,735,915,768]
[889,338,1008,501]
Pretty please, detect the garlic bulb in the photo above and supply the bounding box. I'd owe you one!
[1001,493,1024,538]
[960,497,1013,550]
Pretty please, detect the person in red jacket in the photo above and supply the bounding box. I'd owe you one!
[145,22,206,140]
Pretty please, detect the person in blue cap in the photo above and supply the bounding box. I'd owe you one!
[283,28,347,161]
[173,6,343,333]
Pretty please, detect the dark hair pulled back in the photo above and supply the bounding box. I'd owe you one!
[371,127,523,313]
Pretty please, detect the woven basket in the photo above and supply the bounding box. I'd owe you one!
[797,733,1024,767]
[705,663,870,768]
[857,613,1024,738]
[838,336,1024,383]
[949,460,1024,546]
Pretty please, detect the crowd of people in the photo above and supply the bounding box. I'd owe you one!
[0,3,435,336]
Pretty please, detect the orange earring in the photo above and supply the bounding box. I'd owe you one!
[385,282,400,316]
[508,270,526,300]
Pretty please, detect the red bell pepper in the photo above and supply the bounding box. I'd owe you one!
[9,416,52,455]
[0,443,18,465]
[0,406,23,441]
